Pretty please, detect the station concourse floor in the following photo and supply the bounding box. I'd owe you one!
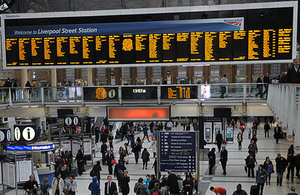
[7,122,300,195]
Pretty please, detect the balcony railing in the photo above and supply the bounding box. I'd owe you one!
[0,83,268,106]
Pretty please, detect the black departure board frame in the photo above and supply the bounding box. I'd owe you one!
[1,1,297,69]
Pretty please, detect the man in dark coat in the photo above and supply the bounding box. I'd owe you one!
[274,124,282,144]
[215,131,223,152]
[149,174,159,192]
[168,172,179,194]
[220,146,228,175]
[75,145,85,176]
[101,142,108,165]
[286,152,296,183]
[120,171,130,195]
[264,122,271,138]
[275,153,288,186]
[106,150,115,175]
[183,176,194,195]
[262,73,270,98]
[287,58,300,83]
[105,175,118,195]
[255,76,263,98]
[208,148,216,175]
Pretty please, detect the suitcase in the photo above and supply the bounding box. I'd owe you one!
[72,167,78,177]
[250,185,259,195]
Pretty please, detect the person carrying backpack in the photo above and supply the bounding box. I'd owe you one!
[150,182,163,195]
[134,178,147,195]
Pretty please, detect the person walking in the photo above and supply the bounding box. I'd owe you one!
[75,145,85,176]
[287,150,296,183]
[237,131,243,150]
[108,131,114,150]
[274,124,281,144]
[296,153,300,179]
[232,184,247,195]
[208,148,216,175]
[216,132,223,152]
[120,171,130,195]
[132,141,141,164]
[220,146,228,175]
[275,153,288,186]
[262,73,270,98]
[183,176,194,195]
[219,74,228,98]
[51,173,64,195]
[105,175,117,195]
[101,142,108,165]
[142,124,151,142]
[245,153,256,178]
[255,75,263,98]
[168,172,179,195]
[88,176,100,195]
[264,122,270,138]
[106,150,115,175]
[263,156,274,185]
[248,140,258,160]
[256,164,266,195]
[91,161,102,183]
[142,148,150,169]
[134,177,147,195]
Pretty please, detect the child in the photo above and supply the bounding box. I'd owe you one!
[40,177,50,195]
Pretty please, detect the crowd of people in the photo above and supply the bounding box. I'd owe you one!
[207,119,300,195]
[21,118,300,195]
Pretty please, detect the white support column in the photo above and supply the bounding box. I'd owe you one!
[295,103,300,148]
[288,86,296,136]
[282,86,289,128]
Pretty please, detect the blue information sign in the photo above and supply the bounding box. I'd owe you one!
[159,131,196,172]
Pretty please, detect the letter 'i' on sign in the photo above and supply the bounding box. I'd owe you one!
[65,117,72,126]
[15,127,21,141]
[22,127,35,141]
[73,117,79,126]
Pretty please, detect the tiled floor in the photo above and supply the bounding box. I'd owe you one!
[5,122,300,194]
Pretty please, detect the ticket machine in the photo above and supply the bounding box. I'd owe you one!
[213,122,223,142]
[204,122,213,143]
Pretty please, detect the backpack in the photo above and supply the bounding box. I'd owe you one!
[152,190,159,195]
[134,183,141,193]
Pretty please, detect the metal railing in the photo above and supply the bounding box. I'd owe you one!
[0,83,268,106]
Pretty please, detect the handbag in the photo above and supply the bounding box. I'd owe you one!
[111,159,117,164]
[90,168,95,177]
[244,165,247,173]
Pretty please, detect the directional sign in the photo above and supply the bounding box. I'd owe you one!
[0,128,11,144]
[159,131,196,172]
[14,124,37,143]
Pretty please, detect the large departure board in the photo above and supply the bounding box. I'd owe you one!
[4,29,293,67]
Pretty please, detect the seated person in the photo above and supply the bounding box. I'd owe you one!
[23,175,40,195]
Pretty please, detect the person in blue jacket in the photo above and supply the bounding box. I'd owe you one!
[88,176,100,195]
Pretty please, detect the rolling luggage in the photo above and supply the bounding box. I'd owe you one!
[250,185,259,195]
